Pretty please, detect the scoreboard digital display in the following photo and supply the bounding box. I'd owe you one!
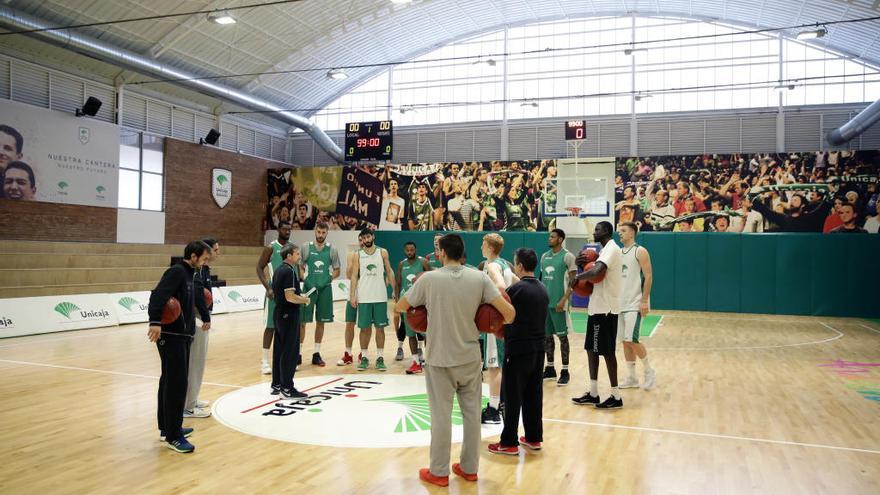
[565,120,586,141]
[344,121,393,162]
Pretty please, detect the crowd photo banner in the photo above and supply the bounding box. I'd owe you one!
[267,160,559,232]
[614,151,880,234]
[0,99,120,207]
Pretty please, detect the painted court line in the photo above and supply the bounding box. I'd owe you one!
[661,315,820,324]
[0,358,243,389]
[543,417,880,455]
[239,377,345,414]
[651,322,844,351]
[858,324,880,335]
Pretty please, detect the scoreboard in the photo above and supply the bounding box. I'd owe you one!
[565,120,586,141]
[344,121,393,161]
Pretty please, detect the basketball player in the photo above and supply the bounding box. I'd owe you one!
[425,233,444,269]
[481,233,519,424]
[184,238,219,419]
[349,228,396,371]
[539,228,577,386]
[395,241,432,374]
[299,221,340,367]
[337,237,365,366]
[147,241,211,454]
[617,222,656,390]
[571,221,624,409]
[256,221,291,375]
[394,234,514,487]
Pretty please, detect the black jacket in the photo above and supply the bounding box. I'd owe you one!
[753,198,831,232]
[194,265,212,323]
[148,261,197,339]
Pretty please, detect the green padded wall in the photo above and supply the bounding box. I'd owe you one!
[374,231,878,318]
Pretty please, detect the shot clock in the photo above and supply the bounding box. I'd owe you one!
[344,121,393,161]
[565,120,586,141]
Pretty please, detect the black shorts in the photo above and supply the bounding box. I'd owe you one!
[585,313,617,355]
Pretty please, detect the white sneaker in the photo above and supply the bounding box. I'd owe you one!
[195,399,210,408]
[619,376,640,389]
[183,407,211,418]
[643,368,656,390]
[261,361,272,375]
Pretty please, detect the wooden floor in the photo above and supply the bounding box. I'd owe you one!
[1,304,879,494]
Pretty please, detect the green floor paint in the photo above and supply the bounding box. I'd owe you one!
[867,319,880,328]
[570,312,662,337]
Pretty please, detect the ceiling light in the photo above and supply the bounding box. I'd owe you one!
[326,69,348,80]
[624,48,647,55]
[634,93,652,101]
[796,27,827,40]
[520,101,538,108]
[208,11,236,25]
[472,58,497,66]
[390,0,413,4]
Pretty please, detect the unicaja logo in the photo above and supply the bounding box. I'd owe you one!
[366,264,377,272]
[117,296,147,312]
[370,393,466,433]
[0,317,14,328]
[228,291,242,302]
[228,291,258,304]
[54,302,80,319]
[54,301,110,321]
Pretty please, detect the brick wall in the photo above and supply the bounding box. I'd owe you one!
[164,138,281,246]
[0,199,116,241]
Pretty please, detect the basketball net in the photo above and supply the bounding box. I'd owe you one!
[565,206,582,217]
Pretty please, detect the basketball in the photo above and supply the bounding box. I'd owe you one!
[475,291,510,336]
[577,248,599,268]
[204,288,213,307]
[406,305,428,333]
[572,278,594,297]
[582,261,607,283]
[160,297,181,325]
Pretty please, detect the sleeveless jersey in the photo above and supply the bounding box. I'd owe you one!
[483,258,513,288]
[268,240,285,277]
[426,252,442,270]
[400,257,426,297]
[540,248,572,306]
[303,242,333,288]
[357,248,387,303]
[620,243,644,312]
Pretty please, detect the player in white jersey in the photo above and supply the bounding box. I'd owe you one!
[480,233,519,424]
[617,222,656,389]
[349,228,396,372]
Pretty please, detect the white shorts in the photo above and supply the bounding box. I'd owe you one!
[617,312,641,344]
[483,332,501,369]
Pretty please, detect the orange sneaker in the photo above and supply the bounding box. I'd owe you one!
[406,361,423,375]
[419,468,449,487]
[452,463,478,482]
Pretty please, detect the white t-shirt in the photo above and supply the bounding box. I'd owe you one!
[379,196,405,231]
[864,216,880,234]
[732,209,764,233]
[588,240,622,316]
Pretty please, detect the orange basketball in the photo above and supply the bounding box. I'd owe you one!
[572,278,594,297]
[406,305,428,333]
[577,248,599,268]
[204,288,213,307]
[475,291,510,337]
[582,261,606,283]
[161,297,182,325]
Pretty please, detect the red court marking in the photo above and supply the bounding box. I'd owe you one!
[239,377,344,414]
[345,394,358,398]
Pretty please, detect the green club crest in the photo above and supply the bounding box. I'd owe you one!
[117,296,139,311]
[54,301,80,319]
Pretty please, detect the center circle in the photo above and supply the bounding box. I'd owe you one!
[212,374,501,448]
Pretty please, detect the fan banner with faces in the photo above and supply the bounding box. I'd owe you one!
[0,99,120,207]
[614,151,880,234]
[266,160,559,232]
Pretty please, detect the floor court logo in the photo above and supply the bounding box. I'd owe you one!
[212,374,499,448]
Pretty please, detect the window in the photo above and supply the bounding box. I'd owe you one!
[117,129,164,211]
[311,16,879,128]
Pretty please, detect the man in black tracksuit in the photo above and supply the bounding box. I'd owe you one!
[148,241,211,453]
[271,244,311,398]
[488,247,549,454]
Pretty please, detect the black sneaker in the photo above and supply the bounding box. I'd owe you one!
[281,388,308,399]
[270,385,281,396]
[596,396,623,409]
[159,427,193,442]
[311,352,325,367]
[571,392,600,406]
[542,366,557,381]
[481,405,502,424]
[557,369,570,387]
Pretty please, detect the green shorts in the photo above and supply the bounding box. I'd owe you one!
[345,302,358,323]
[481,332,505,368]
[264,297,276,329]
[357,301,389,329]
[302,286,334,323]
[545,309,569,336]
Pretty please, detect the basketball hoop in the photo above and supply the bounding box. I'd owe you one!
[565,207,582,217]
